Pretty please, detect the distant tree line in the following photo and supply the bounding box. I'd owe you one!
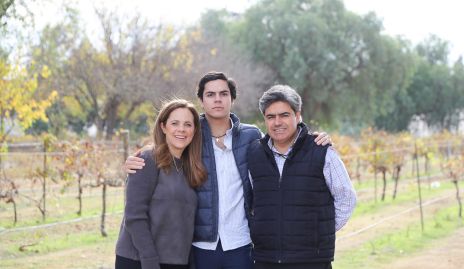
[202,0,464,133]
[1,0,463,139]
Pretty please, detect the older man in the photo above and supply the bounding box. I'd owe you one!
[247,85,356,269]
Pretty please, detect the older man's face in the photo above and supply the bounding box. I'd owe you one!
[264,101,301,149]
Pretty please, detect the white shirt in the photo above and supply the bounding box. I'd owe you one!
[192,123,252,251]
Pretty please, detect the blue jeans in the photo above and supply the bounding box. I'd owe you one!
[192,240,253,269]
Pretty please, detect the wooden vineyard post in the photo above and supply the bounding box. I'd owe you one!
[414,140,425,233]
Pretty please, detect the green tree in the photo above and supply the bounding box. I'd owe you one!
[1,0,34,42]
[0,0,14,21]
[374,40,418,132]
[376,36,464,131]
[0,60,56,224]
[220,0,412,131]
[0,61,57,144]
[27,6,81,136]
[416,34,450,65]
[451,57,464,128]
[406,36,461,130]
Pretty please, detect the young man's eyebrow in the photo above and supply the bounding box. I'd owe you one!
[205,89,229,93]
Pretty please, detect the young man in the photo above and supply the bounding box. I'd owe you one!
[124,72,331,269]
[247,85,356,269]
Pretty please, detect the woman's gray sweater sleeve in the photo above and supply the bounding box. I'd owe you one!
[123,150,160,269]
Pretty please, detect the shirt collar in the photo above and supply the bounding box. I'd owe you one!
[267,126,302,156]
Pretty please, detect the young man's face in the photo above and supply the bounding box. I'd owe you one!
[200,79,233,120]
[264,101,301,148]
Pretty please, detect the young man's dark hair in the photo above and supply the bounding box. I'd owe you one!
[196,71,237,100]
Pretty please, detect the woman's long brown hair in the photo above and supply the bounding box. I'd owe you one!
[153,99,207,187]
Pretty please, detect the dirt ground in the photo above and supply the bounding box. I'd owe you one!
[332,190,459,269]
[1,186,459,269]
[336,191,454,253]
[2,243,115,269]
[379,226,464,269]
[7,227,464,269]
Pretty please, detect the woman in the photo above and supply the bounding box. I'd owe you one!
[116,99,207,269]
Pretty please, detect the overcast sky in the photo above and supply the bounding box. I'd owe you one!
[32,0,464,62]
[344,0,463,62]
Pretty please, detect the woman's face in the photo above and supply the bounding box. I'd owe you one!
[161,107,195,158]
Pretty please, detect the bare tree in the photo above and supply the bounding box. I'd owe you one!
[86,141,124,237]
[0,177,19,225]
[53,140,97,216]
[57,8,189,139]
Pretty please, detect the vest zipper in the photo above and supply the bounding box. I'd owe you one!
[278,176,283,263]
[277,163,287,263]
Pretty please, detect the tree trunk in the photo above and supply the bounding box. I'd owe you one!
[77,175,83,216]
[122,130,129,163]
[1,157,18,225]
[301,73,315,120]
[12,199,17,225]
[392,166,401,200]
[104,97,121,140]
[41,181,46,221]
[411,155,415,177]
[374,169,378,203]
[95,116,105,140]
[381,170,387,201]
[453,180,462,218]
[100,180,108,237]
[424,156,429,174]
[42,142,47,222]
[122,102,140,128]
[424,156,431,189]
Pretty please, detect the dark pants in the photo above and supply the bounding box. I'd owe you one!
[115,255,189,269]
[254,261,332,269]
[192,240,253,269]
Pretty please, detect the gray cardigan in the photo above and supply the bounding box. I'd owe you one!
[116,149,197,269]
